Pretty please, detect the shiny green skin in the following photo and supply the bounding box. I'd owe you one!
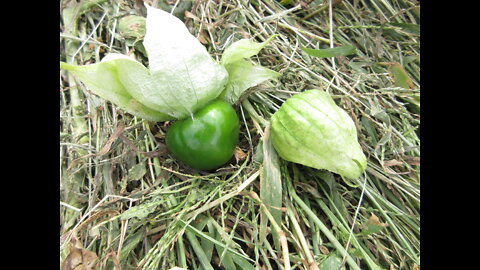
[165,100,240,170]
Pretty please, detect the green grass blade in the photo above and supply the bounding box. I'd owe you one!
[212,228,236,270]
[290,189,361,270]
[185,229,215,270]
[182,221,255,263]
[301,45,357,58]
[259,125,283,251]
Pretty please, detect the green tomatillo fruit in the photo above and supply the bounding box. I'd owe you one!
[165,100,240,171]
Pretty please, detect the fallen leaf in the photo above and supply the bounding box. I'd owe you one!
[383,159,404,167]
[127,163,147,181]
[371,214,387,225]
[404,156,420,166]
[360,213,388,236]
[97,122,125,156]
[184,11,199,21]
[61,237,98,270]
[234,147,247,163]
[118,134,168,157]
[380,62,415,89]
[67,153,96,171]
[142,148,168,158]
[75,210,120,233]
[197,32,209,45]
[319,245,330,255]
[118,134,141,152]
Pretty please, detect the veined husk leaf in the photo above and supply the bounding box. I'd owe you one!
[139,5,228,119]
[271,90,367,179]
[220,36,276,66]
[60,4,228,121]
[219,36,280,104]
[60,56,171,122]
[219,60,280,104]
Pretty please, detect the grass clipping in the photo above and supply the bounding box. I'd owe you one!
[60,0,420,269]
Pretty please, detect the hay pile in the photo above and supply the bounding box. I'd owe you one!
[60,0,420,269]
